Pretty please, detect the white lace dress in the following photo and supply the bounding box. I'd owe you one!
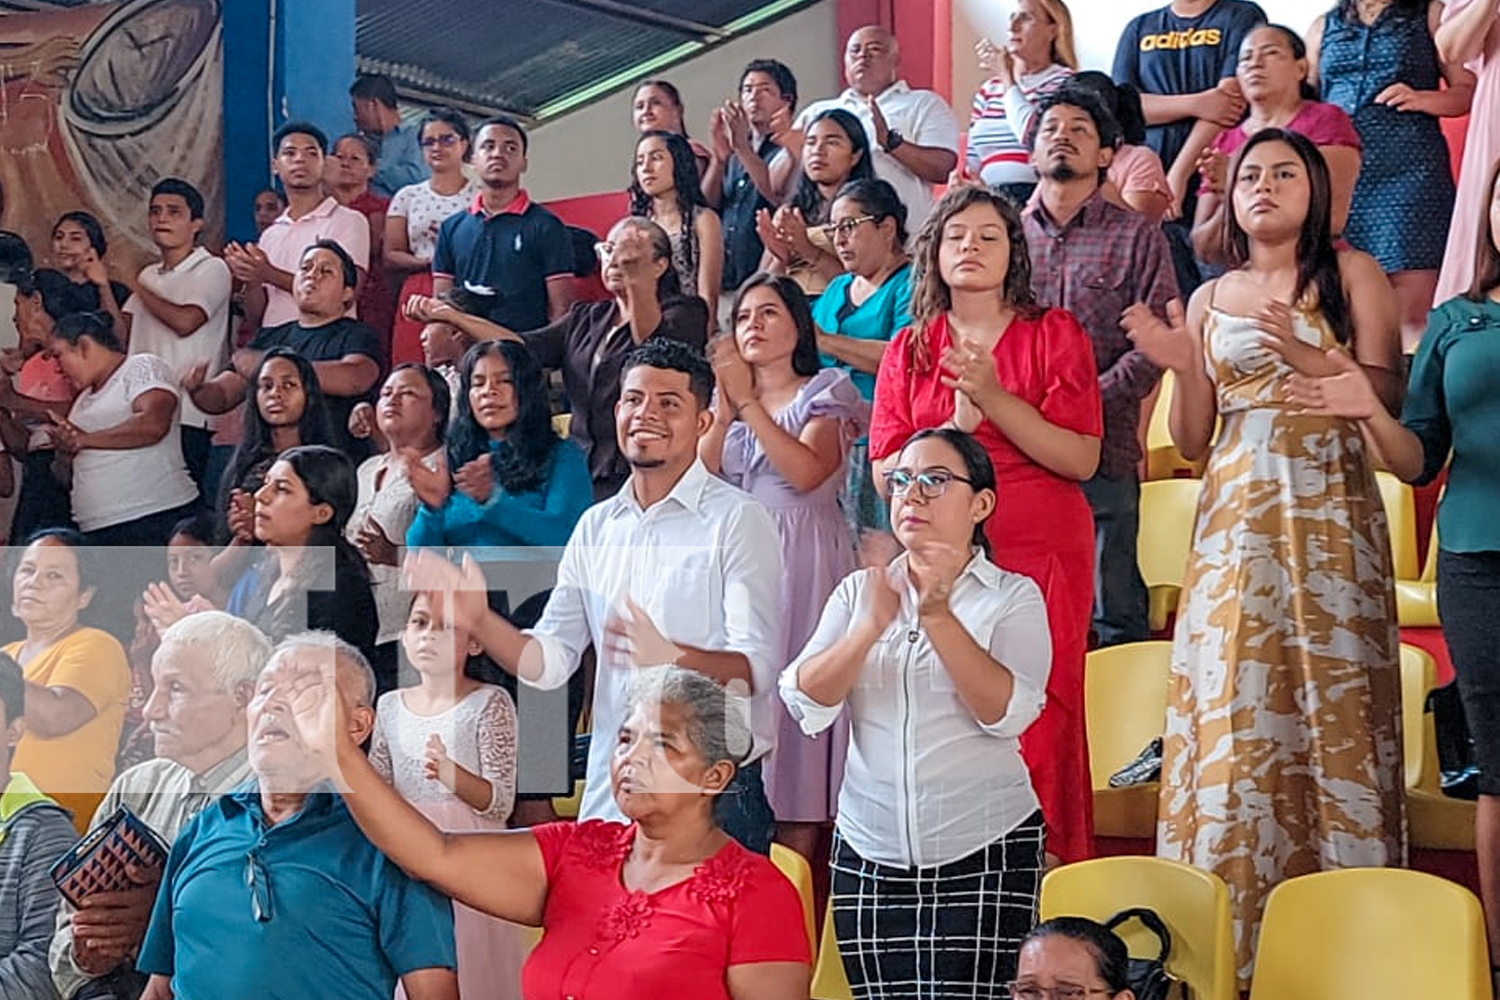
[369,685,526,999]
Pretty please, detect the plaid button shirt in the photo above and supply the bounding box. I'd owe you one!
[1024,191,1178,479]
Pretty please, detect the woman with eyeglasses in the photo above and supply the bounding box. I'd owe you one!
[810,178,913,536]
[1008,918,1136,1000]
[386,108,479,367]
[781,427,1052,997]
[406,216,709,500]
[758,109,876,300]
[700,273,868,863]
[869,185,1102,866]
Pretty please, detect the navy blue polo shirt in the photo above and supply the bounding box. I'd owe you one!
[138,780,456,1000]
[1112,0,1266,198]
[432,189,574,331]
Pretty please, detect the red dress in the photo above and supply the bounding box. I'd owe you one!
[869,309,1102,863]
[523,821,811,1000]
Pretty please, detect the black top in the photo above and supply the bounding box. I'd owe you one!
[249,317,383,458]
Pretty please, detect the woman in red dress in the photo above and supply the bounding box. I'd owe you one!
[869,184,1102,863]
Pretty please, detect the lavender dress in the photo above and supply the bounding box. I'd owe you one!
[721,368,869,822]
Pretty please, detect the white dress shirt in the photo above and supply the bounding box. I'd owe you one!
[780,551,1050,868]
[796,80,961,236]
[526,459,785,824]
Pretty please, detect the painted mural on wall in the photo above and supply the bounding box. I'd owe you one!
[0,0,224,275]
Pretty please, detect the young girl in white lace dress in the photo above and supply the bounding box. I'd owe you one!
[368,590,524,999]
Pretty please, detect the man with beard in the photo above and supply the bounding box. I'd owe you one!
[403,338,784,853]
[136,634,457,1000]
[1022,89,1178,647]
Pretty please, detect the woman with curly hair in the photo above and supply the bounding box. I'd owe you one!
[630,130,722,323]
[406,340,591,549]
[868,184,1102,865]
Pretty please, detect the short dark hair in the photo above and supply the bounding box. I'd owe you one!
[0,652,21,726]
[474,115,529,154]
[834,177,909,248]
[19,527,100,599]
[897,428,997,556]
[0,231,32,284]
[273,120,328,155]
[1059,71,1147,146]
[731,273,821,377]
[303,239,359,288]
[420,107,471,145]
[169,510,223,548]
[53,309,125,354]
[741,59,798,111]
[1022,918,1132,994]
[151,177,205,220]
[349,73,399,109]
[620,337,714,410]
[55,211,107,256]
[1033,89,1123,154]
[332,131,380,165]
[388,362,452,447]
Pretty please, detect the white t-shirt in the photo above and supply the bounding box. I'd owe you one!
[796,80,961,235]
[124,247,232,428]
[68,354,197,531]
[388,179,480,261]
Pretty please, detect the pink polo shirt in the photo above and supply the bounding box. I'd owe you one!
[256,196,371,329]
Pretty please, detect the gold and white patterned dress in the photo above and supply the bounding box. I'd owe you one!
[1155,300,1406,984]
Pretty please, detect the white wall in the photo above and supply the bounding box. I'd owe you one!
[525,1,841,201]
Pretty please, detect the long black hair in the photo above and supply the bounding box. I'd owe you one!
[448,340,559,496]
[896,428,997,557]
[1223,128,1351,344]
[629,130,707,286]
[789,109,874,224]
[731,273,821,377]
[222,347,334,513]
[274,444,369,583]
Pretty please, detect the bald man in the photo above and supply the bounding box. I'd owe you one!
[793,25,960,234]
[136,634,458,1000]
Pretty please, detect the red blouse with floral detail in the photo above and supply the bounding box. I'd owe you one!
[521,820,811,1000]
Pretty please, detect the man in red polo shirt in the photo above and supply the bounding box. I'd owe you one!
[431,116,575,332]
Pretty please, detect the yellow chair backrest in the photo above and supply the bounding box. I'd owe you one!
[1375,471,1419,581]
[769,844,817,957]
[811,899,853,1000]
[551,412,572,438]
[1041,856,1237,1000]
[1084,641,1172,794]
[1248,868,1493,1000]
[1399,643,1439,792]
[1137,478,1203,631]
[1145,371,1211,480]
[552,778,584,819]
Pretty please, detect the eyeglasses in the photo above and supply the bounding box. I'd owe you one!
[245,851,272,922]
[420,133,462,149]
[593,241,615,259]
[883,468,975,499]
[1006,983,1116,1000]
[820,215,877,240]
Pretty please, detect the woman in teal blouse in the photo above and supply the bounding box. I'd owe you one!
[406,340,591,551]
[1292,158,1500,977]
[809,178,912,535]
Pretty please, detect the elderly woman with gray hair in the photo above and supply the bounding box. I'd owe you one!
[327,665,812,1000]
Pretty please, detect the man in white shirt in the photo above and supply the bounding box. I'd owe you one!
[122,178,232,492]
[405,338,785,852]
[49,613,270,1000]
[794,25,961,234]
[226,122,370,332]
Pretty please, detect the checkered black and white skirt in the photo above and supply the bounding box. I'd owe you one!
[829,811,1046,999]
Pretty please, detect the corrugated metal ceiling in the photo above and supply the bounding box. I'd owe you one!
[356,0,818,123]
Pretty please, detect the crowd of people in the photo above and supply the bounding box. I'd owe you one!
[0,1,1498,996]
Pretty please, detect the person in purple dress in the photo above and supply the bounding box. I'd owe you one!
[700,273,869,862]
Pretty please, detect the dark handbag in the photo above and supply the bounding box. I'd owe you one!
[1103,907,1189,1000]
[70,965,149,1000]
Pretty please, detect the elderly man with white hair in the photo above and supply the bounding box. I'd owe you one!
[136,632,457,1000]
[50,611,271,1000]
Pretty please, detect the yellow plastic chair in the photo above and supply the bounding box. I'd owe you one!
[1084,641,1173,839]
[1248,868,1493,1000]
[550,412,572,438]
[1137,478,1203,632]
[769,844,817,956]
[1375,471,1420,581]
[1401,642,1476,851]
[811,900,853,1000]
[1040,856,1236,1000]
[1144,371,1211,480]
[1396,513,1440,627]
[552,778,584,819]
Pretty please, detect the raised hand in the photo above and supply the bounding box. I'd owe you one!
[1287,347,1380,420]
[405,448,451,508]
[453,454,493,504]
[909,539,971,618]
[347,402,376,441]
[401,550,491,635]
[865,94,890,148]
[939,336,1003,409]
[423,733,457,789]
[709,335,756,414]
[604,597,681,668]
[755,207,794,265]
[1122,299,1199,374]
[227,489,256,543]
[854,566,901,639]
[354,516,399,567]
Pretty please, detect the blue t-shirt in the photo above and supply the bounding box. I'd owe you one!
[1112,0,1267,179]
[810,263,913,402]
[139,781,456,1000]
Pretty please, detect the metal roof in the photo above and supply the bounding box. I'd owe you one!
[355,0,819,123]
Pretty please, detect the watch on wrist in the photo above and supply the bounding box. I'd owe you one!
[883,129,905,153]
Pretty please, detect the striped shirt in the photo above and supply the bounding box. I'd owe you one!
[967,64,1074,186]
